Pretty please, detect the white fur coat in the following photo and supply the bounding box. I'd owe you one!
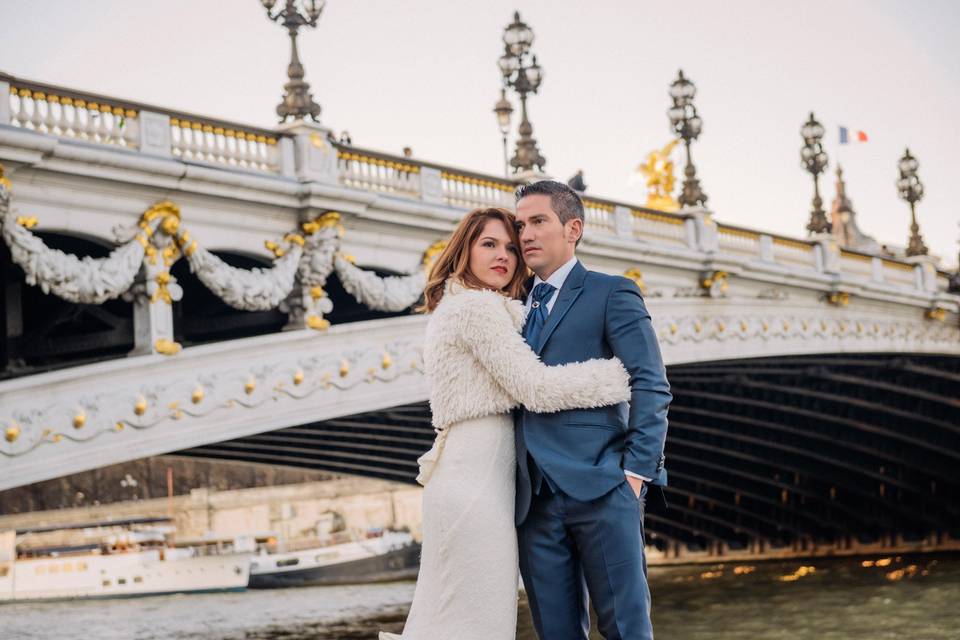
[416,279,630,485]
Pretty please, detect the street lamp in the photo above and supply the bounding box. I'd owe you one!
[897,148,928,257]
[493,89,514,178]
[949,227,960,294]
[498,11,546,173]
[261,0,325,123]
[667,70,708,208]
[800,112,830,234]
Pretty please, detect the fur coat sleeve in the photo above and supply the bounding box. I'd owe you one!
[448,289,631,413]
[416,283,631,486]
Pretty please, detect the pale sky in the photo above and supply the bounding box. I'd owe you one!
[2,0,958,267]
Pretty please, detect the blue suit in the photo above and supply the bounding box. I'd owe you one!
[516,261,671,640]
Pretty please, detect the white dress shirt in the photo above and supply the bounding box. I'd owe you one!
[523,256,579,314]
[524,257,651,483]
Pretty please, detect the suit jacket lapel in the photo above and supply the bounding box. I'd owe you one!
[535,261,586,355]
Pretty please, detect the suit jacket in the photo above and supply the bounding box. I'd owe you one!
[515,261,672,524]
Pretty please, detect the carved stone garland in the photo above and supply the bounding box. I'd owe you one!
[0,166,435,348]
[0,179,146,305]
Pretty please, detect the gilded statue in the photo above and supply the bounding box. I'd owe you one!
[636,140,679,212]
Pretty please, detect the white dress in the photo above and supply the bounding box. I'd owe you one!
[381,280,630,640]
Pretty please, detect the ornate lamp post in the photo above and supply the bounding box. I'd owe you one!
[800,112,830,234]
[498,12,546,173]
[897,148,928,257]
[949,228,960,294]
[949,240,960,294]
[261,0,325,123]
[493,88,514,178]
[667,70,708,208]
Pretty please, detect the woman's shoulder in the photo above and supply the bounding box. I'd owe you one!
[437,279,508,311]
[435,283,524,330]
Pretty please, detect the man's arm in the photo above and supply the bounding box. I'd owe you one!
[604,279,672,482]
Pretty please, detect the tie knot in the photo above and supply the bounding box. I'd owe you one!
[531,282,556,304]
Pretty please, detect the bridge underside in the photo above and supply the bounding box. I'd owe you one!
[180,353,960,554]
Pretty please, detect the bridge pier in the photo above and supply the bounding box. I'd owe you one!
[127,260,178,356]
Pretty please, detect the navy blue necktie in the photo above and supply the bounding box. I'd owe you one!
[523,282,556,349]
[522,281,558,495]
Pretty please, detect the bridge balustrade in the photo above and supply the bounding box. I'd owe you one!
[4,71,953,296]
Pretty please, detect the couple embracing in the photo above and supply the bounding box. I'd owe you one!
[381,180,671,640]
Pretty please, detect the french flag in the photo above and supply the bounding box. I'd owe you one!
[839,126,868,144]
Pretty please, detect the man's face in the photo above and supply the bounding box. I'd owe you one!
[515,194,581,278]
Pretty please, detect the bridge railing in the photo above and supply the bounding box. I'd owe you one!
[771,236,818,269]
[3,73,283,173]
[436,163,517,209]
[717,225,761,258]
[6,75,141,150]
[334,144,517,209]
[2,72,953,293]
[580,195,692,248]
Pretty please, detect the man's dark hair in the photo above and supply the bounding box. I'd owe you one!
[515,179,585,228]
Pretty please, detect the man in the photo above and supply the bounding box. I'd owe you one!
[567,169,587,193]
[514,180,671,640]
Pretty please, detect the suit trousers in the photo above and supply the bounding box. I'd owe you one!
[518,480,653,640]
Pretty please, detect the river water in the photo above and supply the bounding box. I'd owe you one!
[4,554,958,640]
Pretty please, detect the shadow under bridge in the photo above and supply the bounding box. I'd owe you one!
[178,353,960,554]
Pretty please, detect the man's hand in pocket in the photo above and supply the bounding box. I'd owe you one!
[626,474,644,498]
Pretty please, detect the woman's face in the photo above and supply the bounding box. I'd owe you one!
[468,218,519,291]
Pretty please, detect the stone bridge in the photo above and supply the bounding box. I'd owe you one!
[1,72,959,556]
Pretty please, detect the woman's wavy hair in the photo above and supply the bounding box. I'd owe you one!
[419,207,528,313]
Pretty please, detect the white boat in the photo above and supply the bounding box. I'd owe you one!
[0,518,251,602]
[249,528,420,588]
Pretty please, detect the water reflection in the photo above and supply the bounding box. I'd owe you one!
[6,554,958,640]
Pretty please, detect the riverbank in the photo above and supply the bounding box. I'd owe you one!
[0,476,425,543]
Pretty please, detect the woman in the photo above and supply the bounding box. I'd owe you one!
[381,207,630,639]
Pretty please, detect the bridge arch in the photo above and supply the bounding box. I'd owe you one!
[324,265,418,327]
[170,250,288,347]
[1,231,134,379]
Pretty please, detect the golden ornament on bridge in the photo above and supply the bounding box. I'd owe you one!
[622,267,648,295]
[154,338,182,355]
[0,161,12,193]
[422,239,448,274]
[636,140,680,212]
